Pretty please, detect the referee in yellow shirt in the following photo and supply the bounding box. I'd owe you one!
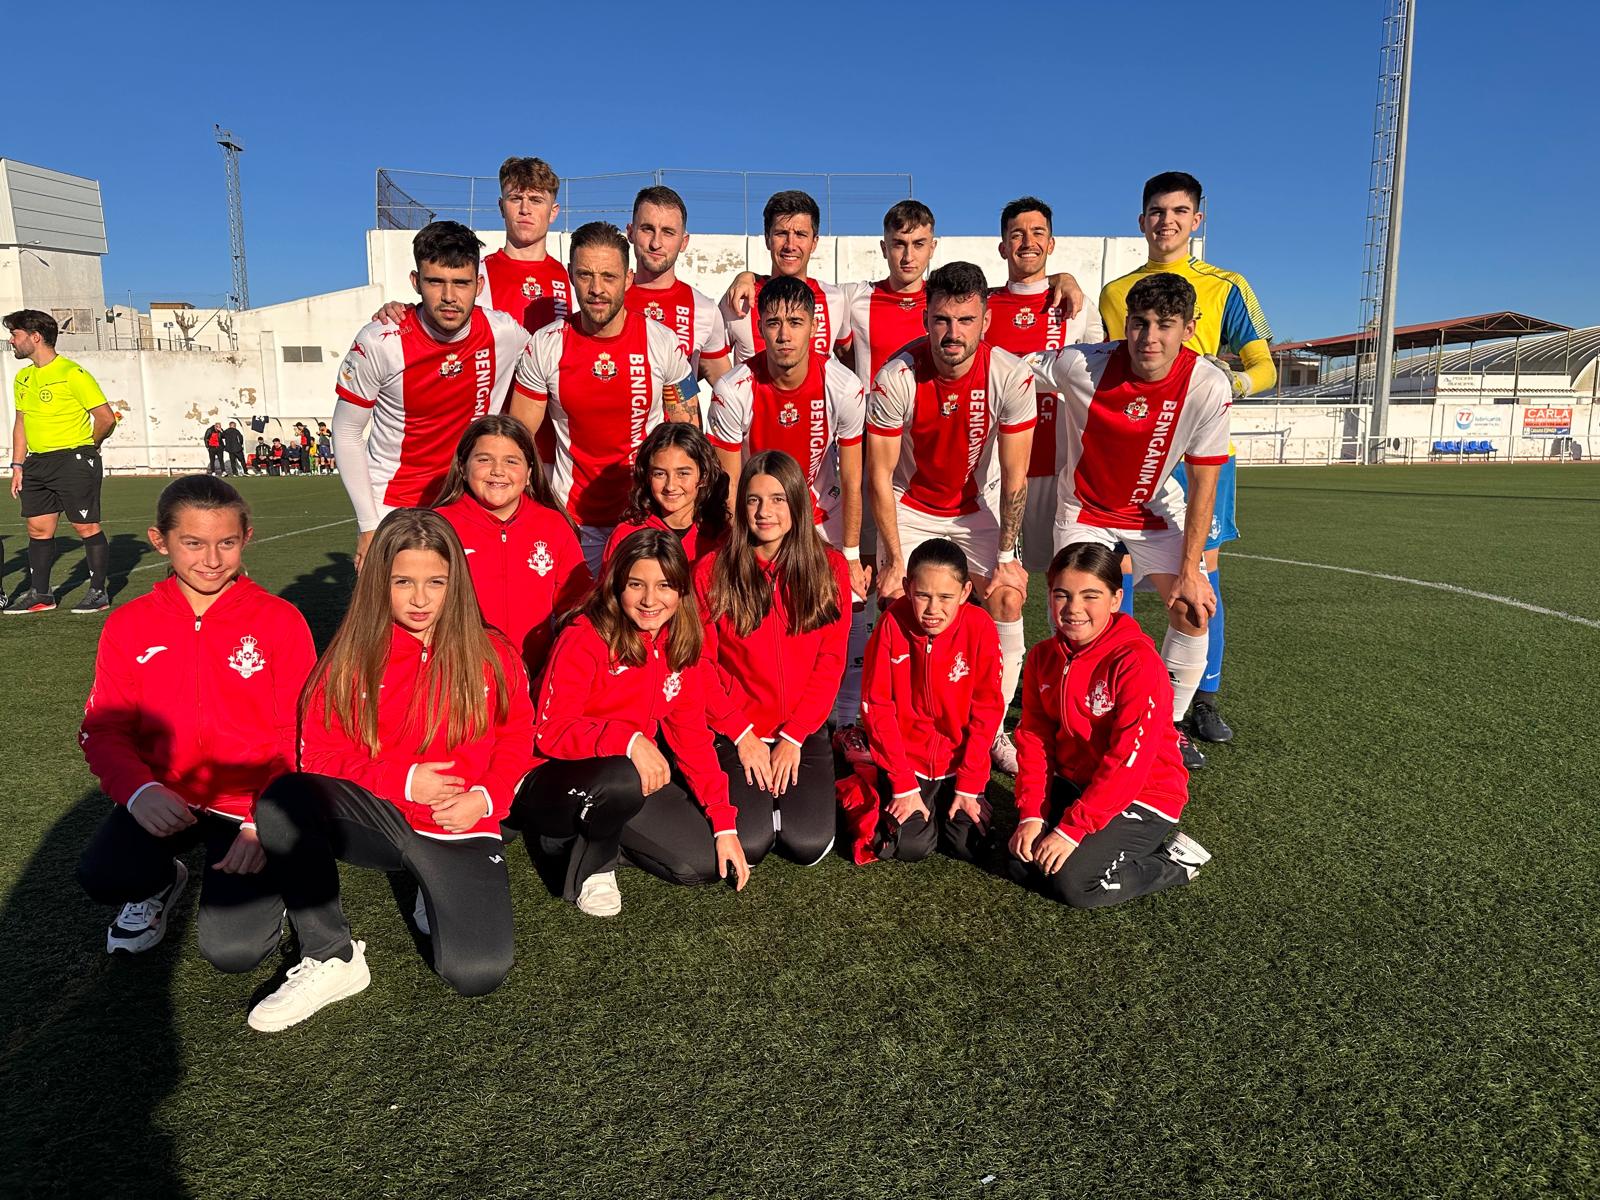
[5,310,117,614]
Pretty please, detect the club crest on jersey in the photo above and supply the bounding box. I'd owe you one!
[228,635,266,680]
[940,392,960,417]
[439,354,464,379]
[898,296,917,311]
[593,353,618,380]
[778,401,800,427]
[643,301,665,322]
[1125,397,1149,421]
[948,652,970,683]
[522,278,543,300]
[1013,308,1037,329]
[529,541,554,575]
[1088,679,1113,716]
[663,670,682,702]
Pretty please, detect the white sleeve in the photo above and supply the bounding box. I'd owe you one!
[332,399,382,532]
[650,322,699,409]
[697,290,731,362]
[866,355,914,434]
[488,312,534,410]
[995,352,1039,431]
[706,370,750,452]
[1024,345,1090,397]
[334,322,390,408]
[1185,367,1234,463]
[513,326,557,399]
[828,360,866,443]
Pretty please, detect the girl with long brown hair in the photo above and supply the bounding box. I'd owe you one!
[249,508,533,1032]
[510,528,765,915]
[602,421,729,569]
[694,450,852,866]
[435,413,590,676]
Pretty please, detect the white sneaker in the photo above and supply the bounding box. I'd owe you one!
[1164,830,1213,880]
[412,891,430,936]
[107,860,188,954]
[575,871,622,917]
[990,728,1019,776]
[247,940,371,1032]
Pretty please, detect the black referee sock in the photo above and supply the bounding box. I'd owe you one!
[27,537,57,595]
[82,532,109,590]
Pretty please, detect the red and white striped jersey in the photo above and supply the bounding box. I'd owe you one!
[625,279,731,371]
[706,353,865,524]
[478,249,570,330]
[984,281,1105,479]
[841,279,928,390]
[721,276,852,367]
[334,305,529,511]
[866,340,1036,518]
[1025,343,1231,531]
[511,312,696,527]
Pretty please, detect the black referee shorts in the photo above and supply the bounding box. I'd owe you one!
[20,447,103,523]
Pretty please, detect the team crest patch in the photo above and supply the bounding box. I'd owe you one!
[940,392,959,417]
[228,635,266,679]
[592,353,617,380]
[948,652,970,683]
[529,541,554,575]
[1124,397,1149,421]
[522,278,543,300]
[1088,679,1113,716]
[663,670,682,701]
[1210,516,1223,540]
[778,401,799,427]
[439,354,463,379]
[1013,308,1037,329]
[643,301,665,322]
[898,297,916,311]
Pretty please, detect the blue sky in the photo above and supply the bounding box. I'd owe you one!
[3,0,1594,341]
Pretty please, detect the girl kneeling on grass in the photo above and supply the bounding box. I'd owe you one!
[846,537,1004,865]
[435,414,591,677]
[695,450,852,866]
[76,475,316,964]
[248,508,532,1032]
[511,528,757,914]
[602,421,729,569]
[1010,542,1212,907]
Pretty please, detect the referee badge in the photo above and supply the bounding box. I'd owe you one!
[592,353,617,380]
[1124,397,1149,421]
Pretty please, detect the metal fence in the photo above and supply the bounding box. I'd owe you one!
[1230,403,1596,466]
[377,167,915,236]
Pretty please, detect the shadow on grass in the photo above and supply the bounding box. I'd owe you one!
[1,532,152,604]
[0,791,191,1200]
[277,552,355,650]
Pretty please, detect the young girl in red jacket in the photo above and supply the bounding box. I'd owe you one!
[510,528,764,915]
[851,537,1004,864]
[1010,542,1212,907]
[76,475,316,965]
[248,508,533,1031]
[602,421,729,569]
[695,450,852,866]
[434,413,591,677]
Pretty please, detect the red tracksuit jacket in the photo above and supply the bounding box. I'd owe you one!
[1013,612,1188,844]
[603,513,727,570]
[693,546,852,745]
[531,616,737,834]
[300,625,534,838]
[80,576,316,826]
[437,493,592,677]
[860,597,1004,797]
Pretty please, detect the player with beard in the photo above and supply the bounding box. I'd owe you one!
[624,186,732,399]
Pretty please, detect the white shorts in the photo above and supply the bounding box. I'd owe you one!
[578,524,613,576]
[893,497,1000,579]
[1052,519,1196,583]
[1022,476,1057,575]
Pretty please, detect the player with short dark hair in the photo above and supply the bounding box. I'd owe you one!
[5,308,117,614]
[334,221,533,570]
[625,185,732,394]
[1099,171,1276,752]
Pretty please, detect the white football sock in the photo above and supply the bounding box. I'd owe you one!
[1161,627,1209,720]
[997,618,1026,723]
[832,600,874,725]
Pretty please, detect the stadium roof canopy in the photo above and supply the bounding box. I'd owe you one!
[1274,312,1570,358]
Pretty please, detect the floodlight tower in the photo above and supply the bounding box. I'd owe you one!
[214,124,250,310]
[1357,0,1417,462]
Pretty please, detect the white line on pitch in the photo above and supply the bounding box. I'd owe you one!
[127,518,356,575]
[1223,551,1600,630]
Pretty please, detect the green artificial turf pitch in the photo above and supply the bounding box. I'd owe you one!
[1,465,1596,1199]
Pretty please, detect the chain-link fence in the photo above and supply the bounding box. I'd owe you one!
[377,167,914,235]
